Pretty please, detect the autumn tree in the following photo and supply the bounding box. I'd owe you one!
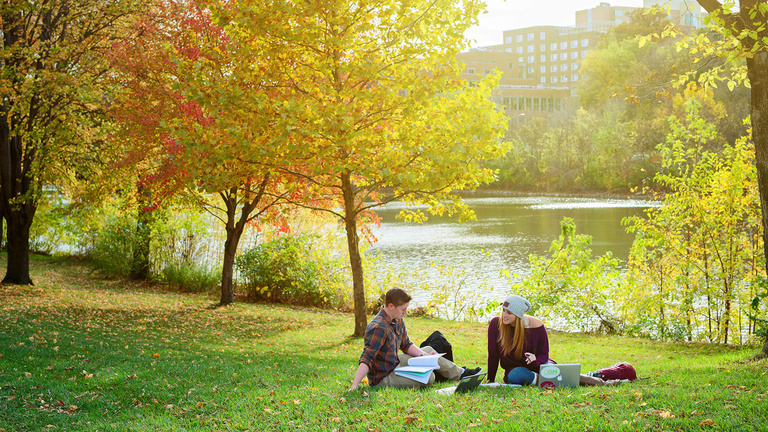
[622,98,762,343]
[0,0,138,284]
[214,0,509,336]
[107,0,300,305]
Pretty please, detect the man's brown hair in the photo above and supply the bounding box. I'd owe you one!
[385,288,412,307]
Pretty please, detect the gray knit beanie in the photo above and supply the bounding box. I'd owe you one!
[502,295,531,319]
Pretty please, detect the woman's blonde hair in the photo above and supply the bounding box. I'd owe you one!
[497,313,526,359]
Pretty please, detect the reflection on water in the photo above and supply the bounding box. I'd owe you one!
[367,195,657,306]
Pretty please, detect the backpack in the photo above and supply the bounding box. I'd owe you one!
[588,362,637,381]
[419,330,454,362]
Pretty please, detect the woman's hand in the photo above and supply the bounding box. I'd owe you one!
[524,352,536,364]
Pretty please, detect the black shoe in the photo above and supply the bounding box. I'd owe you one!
[460,366,483,379]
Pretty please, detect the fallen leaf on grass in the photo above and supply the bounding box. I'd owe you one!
[659,410,675,419]
[724,405,737,409]
[700,419,714,426]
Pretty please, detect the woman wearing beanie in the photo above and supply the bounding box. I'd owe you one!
[487,295,623,387]
[487,295,551,385]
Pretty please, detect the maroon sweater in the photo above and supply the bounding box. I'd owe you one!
[486,316,552,383]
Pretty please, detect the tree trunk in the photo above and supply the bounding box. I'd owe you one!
[220,187,244,306]
[220,213,241,305]
[219,178,268,306]
[3,211,33,285]
[748,51,768,356]
[130,184,153,281]
[341,171,367,337]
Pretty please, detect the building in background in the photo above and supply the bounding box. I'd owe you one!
[458,2,704,118]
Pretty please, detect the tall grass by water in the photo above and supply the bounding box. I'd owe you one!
[1,255,766,431]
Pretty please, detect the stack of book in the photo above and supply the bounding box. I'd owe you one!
[393,353,444,384]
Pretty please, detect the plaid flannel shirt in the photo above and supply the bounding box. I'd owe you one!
[359,308,413,386]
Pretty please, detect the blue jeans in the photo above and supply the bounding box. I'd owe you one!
[505,367,535,385]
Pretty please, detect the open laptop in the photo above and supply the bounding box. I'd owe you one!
[537,364,581,389]
[435,372,487,395]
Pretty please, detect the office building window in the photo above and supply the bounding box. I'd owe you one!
[560,41,567,49]
[518,63,526,78]
[527,32,534,40]
[467,68,475,74]
[528,45,534,53]
[528,66,534,74]
[540,66,546,73]
[528,55,534,63]
[540,44,546,51]
[516,34,523,42]
[509,62,515,69]
[550,54,557,61]
[582,50,588,58]
[505,36,512,44]
[572,73,579,81]
[550,42,557,51]
[540,55,546,62]
[484,69,491,74]
[551,76,558,83]
[581,38,589,47]
[541,77,546,83]
[561,75,568,82]
[506,48,512,53]
[560,52,567,60]
[560,63,567,71]
[551,64,557,72]
[516,47,523,54]
[571,51,578,59]
[571,40,578,48]
[540,31,546,39]
[571,62,579,70]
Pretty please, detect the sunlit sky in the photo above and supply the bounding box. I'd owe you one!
[464,0,648,48]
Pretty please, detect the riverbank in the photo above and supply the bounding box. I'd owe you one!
[1,254,766,431]
[466,188,657,201]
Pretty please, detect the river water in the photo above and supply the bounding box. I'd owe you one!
[367,194,657,308]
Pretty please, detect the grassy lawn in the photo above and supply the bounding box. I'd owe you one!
[1,255,767,431]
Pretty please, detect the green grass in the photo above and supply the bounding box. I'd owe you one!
[1,255,767,431]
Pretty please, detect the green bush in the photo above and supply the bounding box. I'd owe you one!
[90,215,136,278]
[236,234,338,308]
[161,262,220,293]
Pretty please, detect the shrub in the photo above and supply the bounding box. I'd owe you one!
[90,215,136,278]
[161,262,220,293]
[236,234,339,308]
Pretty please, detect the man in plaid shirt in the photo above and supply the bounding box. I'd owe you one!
[350,288,482,390]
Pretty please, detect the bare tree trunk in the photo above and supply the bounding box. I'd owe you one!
[747,51,768,357]
[1,12,34,285]
[341,171,367,337]
[3,211,33,284]
[219,178,268,306]
[130,184,153,281]
[220,187,245,306]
